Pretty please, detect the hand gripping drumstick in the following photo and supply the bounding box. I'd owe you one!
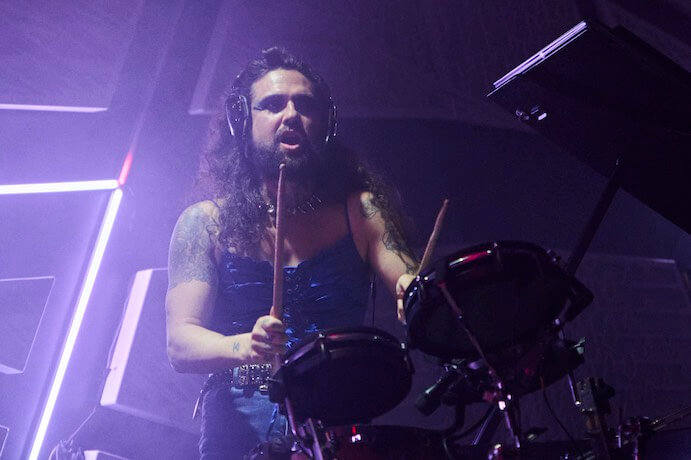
[417,198,449,275]
[397,199,448,326]
[269,164,287,375]
[271,163,287,319]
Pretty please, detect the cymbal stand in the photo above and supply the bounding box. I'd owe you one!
[303,418,329,460]
[471,406,502,450]
[437,282,523,450]
[561,160,623,407]
[280,397,320,460]
[282,396,336,460]
[617,402,691,459]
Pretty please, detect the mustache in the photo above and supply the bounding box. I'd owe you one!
[249,142,323,181]
[275,126,307,138]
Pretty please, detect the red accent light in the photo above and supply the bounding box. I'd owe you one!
[118,151,134,185]
[459,250,491,264]
[351,426,357,435]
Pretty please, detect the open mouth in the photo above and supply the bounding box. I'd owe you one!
[279,131,303,147]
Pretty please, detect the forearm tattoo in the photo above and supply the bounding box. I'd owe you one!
[167,206,218,290]
[361,197,419,275]
[232,341,240,353]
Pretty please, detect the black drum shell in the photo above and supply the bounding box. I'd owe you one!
[404,241,592,360]
[275,327,413,426]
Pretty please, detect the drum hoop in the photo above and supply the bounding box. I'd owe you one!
[403,240,591,358]
[282,326,405,366]
[418,240,551,278]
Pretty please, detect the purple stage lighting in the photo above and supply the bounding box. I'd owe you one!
[0,179,119,195]
[27,187,123,460]
[0,103,107,113]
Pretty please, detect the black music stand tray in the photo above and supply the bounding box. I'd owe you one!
[488,19,690,274]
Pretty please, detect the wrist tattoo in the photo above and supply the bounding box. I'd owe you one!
[232,341,240,352]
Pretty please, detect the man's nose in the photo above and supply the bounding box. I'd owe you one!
[282,101,299,125]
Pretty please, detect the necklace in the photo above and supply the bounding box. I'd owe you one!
[259,193,323,216]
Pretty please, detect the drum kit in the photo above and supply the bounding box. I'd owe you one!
[256,240,601,460]
[250,20,691,460]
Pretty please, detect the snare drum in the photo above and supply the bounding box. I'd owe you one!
[269,327,413,426]
[404,241,592,360]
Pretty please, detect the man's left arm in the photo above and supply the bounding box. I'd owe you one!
[351,192,419,323]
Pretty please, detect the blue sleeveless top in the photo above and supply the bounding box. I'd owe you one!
[200,218,372,459]
[212,234,371,348]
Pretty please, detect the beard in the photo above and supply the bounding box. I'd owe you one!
[248,139,325,183]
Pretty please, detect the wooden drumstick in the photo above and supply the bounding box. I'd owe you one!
[271,163,287,319]
[417,198,449,274]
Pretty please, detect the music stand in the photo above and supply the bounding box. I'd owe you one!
[488,19,690,275]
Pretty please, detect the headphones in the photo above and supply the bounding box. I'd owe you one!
[225,91,338,151]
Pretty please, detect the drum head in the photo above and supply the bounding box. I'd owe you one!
[404,241,592,360]
[278,327,412,426]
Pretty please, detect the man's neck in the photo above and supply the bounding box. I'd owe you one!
[260,177,315,209]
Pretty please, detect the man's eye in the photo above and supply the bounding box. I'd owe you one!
[294,97,318,114]
[255,97,285,113]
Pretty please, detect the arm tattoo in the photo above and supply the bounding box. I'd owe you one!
[232,341,240,352]
[363,194,419,274]
[360,199,379,219]
[383,219,419,274]
[167,205,219,290]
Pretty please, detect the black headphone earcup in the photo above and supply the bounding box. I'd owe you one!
[325,98,337,145]
[225,94,250,141]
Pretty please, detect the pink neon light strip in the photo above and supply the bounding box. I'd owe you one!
[28,188,123,460]
[0,103,107,113]
[0,180,119,195]
[117,152,134,186]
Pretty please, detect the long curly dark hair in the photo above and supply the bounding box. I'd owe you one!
[196,47,413,257]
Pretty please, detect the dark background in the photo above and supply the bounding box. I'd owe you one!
[0,1,689,458]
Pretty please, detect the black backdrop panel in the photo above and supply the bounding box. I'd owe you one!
[0,277,54,374]
[100,268,204,434]
[0,424,8,458]
[0,190,111,459]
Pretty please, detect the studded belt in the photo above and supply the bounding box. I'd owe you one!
[192,364,273,419]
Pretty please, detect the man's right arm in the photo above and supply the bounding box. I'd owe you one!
[165,201,285,373]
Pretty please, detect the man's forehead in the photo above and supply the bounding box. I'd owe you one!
[250,68,315,100]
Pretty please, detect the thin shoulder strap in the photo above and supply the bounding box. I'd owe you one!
[344,198,353,235]
[345,195,377,326]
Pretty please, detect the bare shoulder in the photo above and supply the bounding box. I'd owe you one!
[349,191,379,221]
[346,191,382,241]
[178,200,220,223]
[168,200,221,290]
[174,200,222,239]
